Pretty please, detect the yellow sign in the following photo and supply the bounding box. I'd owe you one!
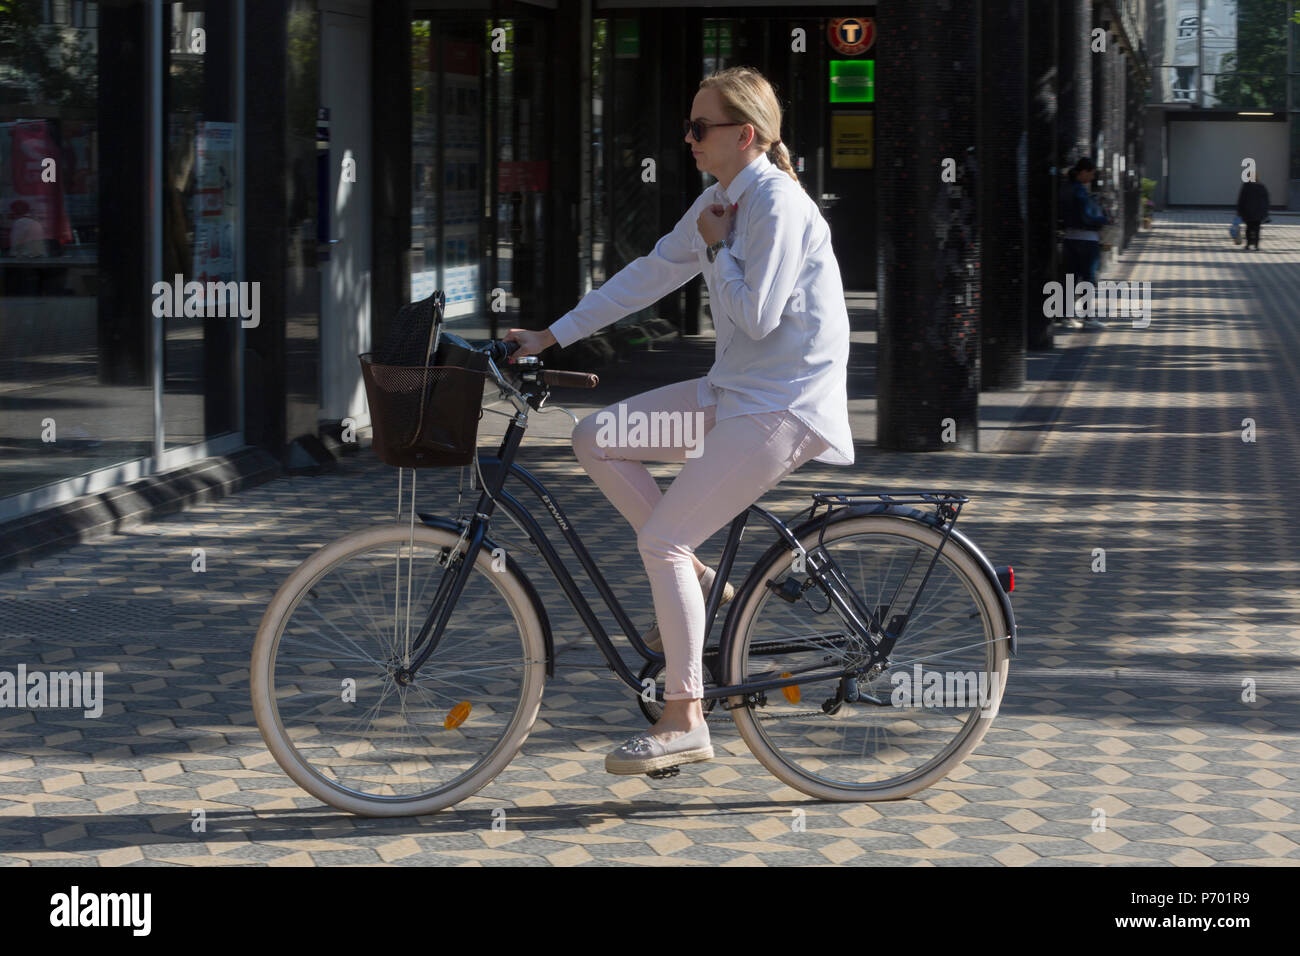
[831,114,873,169]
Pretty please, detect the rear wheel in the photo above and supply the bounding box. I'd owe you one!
[726,514,1009,801]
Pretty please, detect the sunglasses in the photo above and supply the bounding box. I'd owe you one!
[683,119,744,143]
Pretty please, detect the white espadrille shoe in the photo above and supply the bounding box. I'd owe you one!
[605,723,713,775]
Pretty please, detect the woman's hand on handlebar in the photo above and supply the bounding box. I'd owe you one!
[503,328,557,358]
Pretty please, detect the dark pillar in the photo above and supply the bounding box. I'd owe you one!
[547,0,582,332]
[244,0,289,456]
[202,0,238,438]
[652,9,686,335]
[372,0,412,354]
[1094,13,1124,268]
[97,1,149,385]
[876,0,980,452]
[1057,0,1092,167]
[1109,37,1126,257]
[683,13,704,335]
[244,0,320,461]
[980,0,1026,391]
[1125,56,1143,247]
[1026,0,1058,351]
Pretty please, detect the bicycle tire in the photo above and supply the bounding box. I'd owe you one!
[725,513,1010,802]
[250,523,547,816]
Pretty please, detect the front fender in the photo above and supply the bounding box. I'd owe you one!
[417,512,555,678]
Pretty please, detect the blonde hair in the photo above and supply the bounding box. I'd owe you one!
[699,66,798,184]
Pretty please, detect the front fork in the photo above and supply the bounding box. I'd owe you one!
[392,514,490,684]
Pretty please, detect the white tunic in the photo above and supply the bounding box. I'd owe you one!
[548,152,854,466]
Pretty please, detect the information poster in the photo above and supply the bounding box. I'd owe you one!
[440,39,481,320]
[831,113,873,169]
[193,121,238,286]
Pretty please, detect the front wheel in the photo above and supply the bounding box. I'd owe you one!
[726,514,1010,801]
[250,522,547,816]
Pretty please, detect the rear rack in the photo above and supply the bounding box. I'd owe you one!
[811,490,971,507]
[811,490,970,526]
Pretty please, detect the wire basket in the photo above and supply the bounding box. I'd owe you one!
[359,353,488,468]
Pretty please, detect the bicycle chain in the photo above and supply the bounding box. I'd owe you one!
[755,710,833,721]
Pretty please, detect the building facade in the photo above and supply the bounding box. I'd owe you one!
[1144,0,1299,208]
[0,0,1195,560]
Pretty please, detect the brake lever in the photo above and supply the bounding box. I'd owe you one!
[535,403,579,425]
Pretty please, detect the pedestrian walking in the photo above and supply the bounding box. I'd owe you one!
[505,65,854,775]
[1236,177,1270,251]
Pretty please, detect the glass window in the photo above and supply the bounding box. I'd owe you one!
[0,0,151,501]
[1149,0,1292,110]
[410,18,485,334]
[410,9,550,340]
[590,18,607,286]
[162,0,241,449]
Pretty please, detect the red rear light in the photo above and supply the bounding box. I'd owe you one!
[995,566,1014,593]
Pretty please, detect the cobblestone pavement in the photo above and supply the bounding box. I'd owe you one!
[1,213,1297,866]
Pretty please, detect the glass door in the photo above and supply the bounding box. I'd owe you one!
[411,6,551,340]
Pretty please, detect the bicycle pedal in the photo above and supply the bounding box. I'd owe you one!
[646,766,680,780]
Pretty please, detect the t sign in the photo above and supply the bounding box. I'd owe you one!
[828,17,876,56]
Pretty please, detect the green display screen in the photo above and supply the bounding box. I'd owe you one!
[614,19,639,59]
[830,60,874,103]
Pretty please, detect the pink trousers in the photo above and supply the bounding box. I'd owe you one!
[572,377,829,700]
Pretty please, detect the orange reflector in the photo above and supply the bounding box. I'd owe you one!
[780,673,801,704]
[444,701,472,730]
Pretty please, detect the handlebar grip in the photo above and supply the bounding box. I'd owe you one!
[490,339,521,363]
[541,370,599,389]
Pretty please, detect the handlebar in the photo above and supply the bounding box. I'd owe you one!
[479,337,599,400]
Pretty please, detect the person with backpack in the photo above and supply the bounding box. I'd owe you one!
[1060,157,1110,330]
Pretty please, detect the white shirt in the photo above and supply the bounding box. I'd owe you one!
[548,152,854,466]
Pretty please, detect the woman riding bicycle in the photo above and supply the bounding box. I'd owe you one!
[506,66,854,775]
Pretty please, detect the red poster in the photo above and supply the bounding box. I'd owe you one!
[445,38,479,77]
[10,121,74,245]
[497,160,549,193]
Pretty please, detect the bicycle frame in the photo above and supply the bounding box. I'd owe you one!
[397,411,891,704]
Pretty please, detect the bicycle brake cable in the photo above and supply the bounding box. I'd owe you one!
[472,448,541,559]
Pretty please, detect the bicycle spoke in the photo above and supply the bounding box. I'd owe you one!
[259,527,537,805]
[732,516,1006,798]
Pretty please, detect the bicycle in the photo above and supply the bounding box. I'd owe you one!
[250,337,1018,816]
